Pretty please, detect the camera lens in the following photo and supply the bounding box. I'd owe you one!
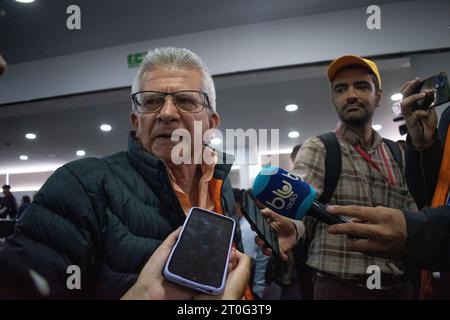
[399,124,408,135]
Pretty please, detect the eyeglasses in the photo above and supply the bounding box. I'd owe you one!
[131,90,210,113]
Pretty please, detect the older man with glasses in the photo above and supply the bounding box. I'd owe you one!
[1,47,251,300]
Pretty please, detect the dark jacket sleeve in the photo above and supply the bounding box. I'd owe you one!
[405,134,443,209]
[0,162,104,298]
[438,106,450,143]
[403,206,450,271]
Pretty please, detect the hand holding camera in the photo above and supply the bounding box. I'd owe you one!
[400,75,446,149]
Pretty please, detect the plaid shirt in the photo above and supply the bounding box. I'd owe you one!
[293,123,418,283]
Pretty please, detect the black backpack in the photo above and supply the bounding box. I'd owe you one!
[293,132,403,299]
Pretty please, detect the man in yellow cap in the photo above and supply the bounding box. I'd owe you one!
[284,55,418,299]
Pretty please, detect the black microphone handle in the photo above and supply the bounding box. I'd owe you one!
[308,201,352,225]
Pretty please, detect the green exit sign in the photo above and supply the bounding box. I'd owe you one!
[127,52,146,68]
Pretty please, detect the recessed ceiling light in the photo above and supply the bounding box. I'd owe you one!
[211,138,222,145]
[25,133,37,140]
[288,131,300,138]
[15,0,35,3]
[100,124,112,132]
[76,150,86,157]
[19,155,28,160]
[391,93,403,101]
[373,124,383,131]
[285,104,298,112]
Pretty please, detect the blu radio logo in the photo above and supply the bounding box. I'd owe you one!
[266,172,300,210]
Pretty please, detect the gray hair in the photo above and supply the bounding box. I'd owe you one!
[131,47,216,111]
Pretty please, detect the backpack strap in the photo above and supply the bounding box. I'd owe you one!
[304,132,341,239]
[316,135,403,198]
[294,132,342,299]
[382,138,403,172]
[317,132,342,204]
[301,132,342,249]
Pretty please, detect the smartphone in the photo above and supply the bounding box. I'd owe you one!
[239,190,280,257]
[163,207,236,295]
[412,72,450,110]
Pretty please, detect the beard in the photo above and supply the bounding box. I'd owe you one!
[338,104,373,128]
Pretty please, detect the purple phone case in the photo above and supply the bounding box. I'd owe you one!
[163,207,236,295]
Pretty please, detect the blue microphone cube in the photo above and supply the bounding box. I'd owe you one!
[252,166,316,220]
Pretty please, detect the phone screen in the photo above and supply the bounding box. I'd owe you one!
[241,190,280,257]
[166,208,235,288]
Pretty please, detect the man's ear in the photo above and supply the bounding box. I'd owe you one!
[130,112,139,131]
[209,112,220,129]
[375,89,382,107]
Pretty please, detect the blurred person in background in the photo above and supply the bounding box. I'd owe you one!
[17,195,31,219]
[0,185,17,220]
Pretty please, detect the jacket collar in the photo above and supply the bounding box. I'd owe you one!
[126,131,235,226]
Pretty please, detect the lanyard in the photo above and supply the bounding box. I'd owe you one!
[354,144,396,186]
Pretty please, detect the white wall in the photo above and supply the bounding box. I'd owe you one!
[1,0,449,105]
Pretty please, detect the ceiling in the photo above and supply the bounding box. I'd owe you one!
[0,0,437,177]
[0,0,410,64]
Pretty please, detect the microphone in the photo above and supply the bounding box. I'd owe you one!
[252,166,351,225]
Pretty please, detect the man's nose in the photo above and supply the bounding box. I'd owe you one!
[346,87,358,103]
[156,96,180,123]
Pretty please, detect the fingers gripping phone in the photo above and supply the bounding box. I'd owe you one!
[239,190,280,258]
[412,72,450,110]
[163,207,236,295]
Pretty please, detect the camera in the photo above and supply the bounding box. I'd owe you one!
[412,72,450,111]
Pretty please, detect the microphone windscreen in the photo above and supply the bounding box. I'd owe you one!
[252,166,316,220]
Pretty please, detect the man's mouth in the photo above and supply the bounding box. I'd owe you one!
[344,104,364,112]
[154,134,172,139]
[153,132,174,140]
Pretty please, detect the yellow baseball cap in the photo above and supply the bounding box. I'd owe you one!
[327,55,381,89]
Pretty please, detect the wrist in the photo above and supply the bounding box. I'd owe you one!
[292,220,305,243]
[407,131,436,150]
[410,138,434,150]
[121,282,149,300]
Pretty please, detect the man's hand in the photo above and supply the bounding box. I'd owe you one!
[255,208,302,261]
[121,230,251,300]
[196,249,251,300]
[121,228,196,300]
[400,78,438,149]
[326,205,407,259]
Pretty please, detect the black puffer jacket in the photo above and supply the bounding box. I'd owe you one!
[1,132,239,299]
